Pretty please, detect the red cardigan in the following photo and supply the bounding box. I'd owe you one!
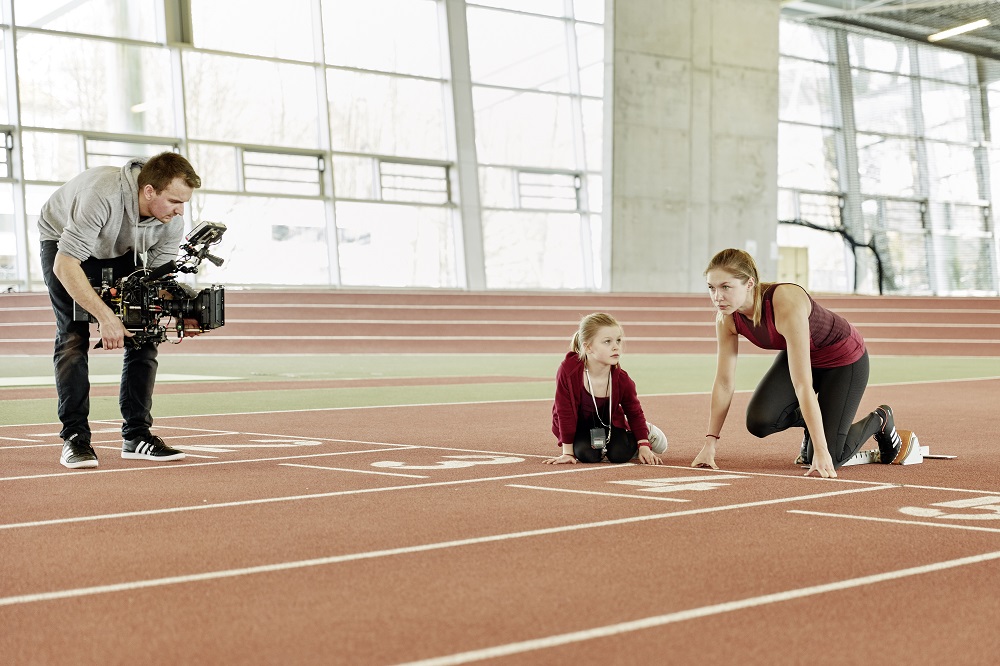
[550,351,650,445]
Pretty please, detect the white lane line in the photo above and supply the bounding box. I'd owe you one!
[3,373,1000,424]
[691,470,1000,496]
[398,549,1000,666]
[7,333,1000,344]
[0,485,894,607]
[789,510,1000,534]
[149,303,1000,314]
[223,304,712,312]
[0,374,236,387]
[5,301,997,314]
[0,432,243,451]
[894,484,1000,496]
[91,445,219,460]
[0,446,419,482]
[0,465,622,530]
[2,420,993,500]
[280,463,429,479]
[507,484,688,503]
[10,318,997,329]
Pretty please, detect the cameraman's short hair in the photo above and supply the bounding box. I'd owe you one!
[138,151,202,192]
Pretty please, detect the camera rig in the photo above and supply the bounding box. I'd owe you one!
[74,221,227,347]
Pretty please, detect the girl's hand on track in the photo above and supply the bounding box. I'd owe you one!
[543,454,577,465]
[691,443,719,470]
[636,447,662,465]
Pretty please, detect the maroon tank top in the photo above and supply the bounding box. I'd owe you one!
[732,284,865,368]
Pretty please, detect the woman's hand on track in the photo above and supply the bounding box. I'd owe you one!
[804,448,838,478]
[543,454,577,465]
[691,443,719,470]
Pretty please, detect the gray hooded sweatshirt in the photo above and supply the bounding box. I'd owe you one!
[38,158,184,269]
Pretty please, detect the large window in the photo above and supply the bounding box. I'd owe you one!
[14,0,160,41]
[321,0,455,287]
[190,0,317,61]
[3,5,999,295]
[778,20,999,296]
[777,22,851,293]
[184,53,320,148]
[467,1,603,289]
[322,0,443,77]
[193,194,331,286]
[18,34,174,135]
[0,183,16,284]
[336,201,456,288]
[327,70,448,159]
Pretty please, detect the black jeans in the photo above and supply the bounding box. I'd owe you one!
[40,240,159,442]
[745,350,882,468]
[573,425,638,464]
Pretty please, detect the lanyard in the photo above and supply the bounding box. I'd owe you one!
[584,366,612,431]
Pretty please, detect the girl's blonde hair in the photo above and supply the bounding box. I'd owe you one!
[571,312,622,360]
[704,248,768,327]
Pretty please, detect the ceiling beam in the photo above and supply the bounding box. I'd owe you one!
[781,0,992,18]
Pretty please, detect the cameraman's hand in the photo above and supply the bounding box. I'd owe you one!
[181,318,203,336]
[53,254,133,351]
[97,316,133,350]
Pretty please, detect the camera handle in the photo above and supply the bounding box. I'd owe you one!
[141,260,178,284]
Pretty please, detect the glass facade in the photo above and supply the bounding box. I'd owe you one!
[2,0,604,291]
[2,4,999,295]
[778,21,998,295]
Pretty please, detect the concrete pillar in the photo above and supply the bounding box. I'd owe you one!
[604,0,781,293]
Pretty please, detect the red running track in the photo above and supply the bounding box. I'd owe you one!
[1,378,1000,664]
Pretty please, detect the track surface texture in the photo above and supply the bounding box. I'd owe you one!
[2,289,999,665]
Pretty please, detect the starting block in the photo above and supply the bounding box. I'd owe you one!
[839,430,955,467]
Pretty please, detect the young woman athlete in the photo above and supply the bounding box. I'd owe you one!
[693,248,915,478]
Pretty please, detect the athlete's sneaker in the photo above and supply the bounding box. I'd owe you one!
[60,433,98,469]
[874,405,902,464]
[121,434,185,461]
[647,422,668,454]
[794,431,811,465]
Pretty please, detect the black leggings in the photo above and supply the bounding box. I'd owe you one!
[573,426,638,464]
[745,350,882,468]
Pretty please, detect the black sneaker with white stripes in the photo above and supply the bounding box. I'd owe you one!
[121,434,185,461]
[874,405,902,464]
[60,433,98,469]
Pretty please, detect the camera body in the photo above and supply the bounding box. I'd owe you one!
[73,221,227,347]
[589,427,608,450]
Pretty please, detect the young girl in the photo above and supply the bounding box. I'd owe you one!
[546,312,666,465]
[693,248,917,478]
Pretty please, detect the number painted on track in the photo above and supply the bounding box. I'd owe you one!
[610,475,748,493]
[899,496,1000,520]
[371,454,524,470]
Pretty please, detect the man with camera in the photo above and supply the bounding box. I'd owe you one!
[38,151,202,469]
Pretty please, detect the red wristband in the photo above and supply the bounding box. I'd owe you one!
[705,434,720,440]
